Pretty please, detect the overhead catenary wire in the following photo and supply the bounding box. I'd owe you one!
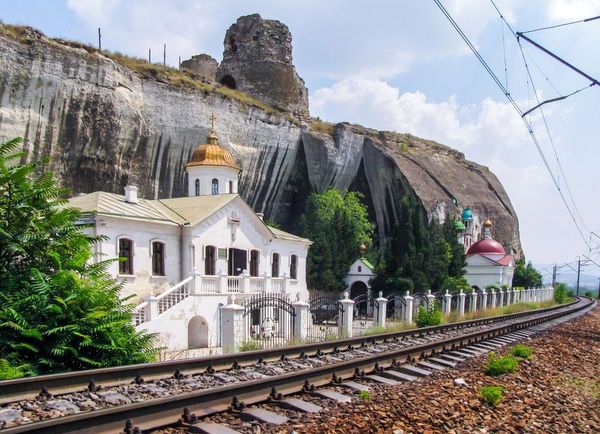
[433,0,592,250]
[521,15,600,34]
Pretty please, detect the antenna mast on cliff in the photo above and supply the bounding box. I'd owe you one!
[98,28,101,51]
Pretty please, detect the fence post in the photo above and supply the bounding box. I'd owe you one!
[403,291,414,323]
[292,295,309,341]
[339,291,354,338]
[375,291,387,328]
[481,289,488,310]
[145,295,158,321]
[221,298,244,352]
[426,289,436,310]
[490,289,496,309]
[444,290,452,315]
[458,290,466,316]
[471,291,477,312]
[499,289,504,306]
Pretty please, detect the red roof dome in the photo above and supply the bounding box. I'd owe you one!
[467,239,506,255]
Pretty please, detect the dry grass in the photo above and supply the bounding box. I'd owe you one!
[310,118,337,136]
[444,300,558,323]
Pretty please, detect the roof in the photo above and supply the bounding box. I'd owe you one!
[268,226,311,243]
[185,131,240,171]
[467,238,506,255]
[461,207,474,221]
[467,253,514,267]
[454,219,466,231]
[360,258,375,270]
[69,192,309,244]
[68,192,179,225]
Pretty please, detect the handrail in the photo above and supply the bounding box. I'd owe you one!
[156,275,193,301]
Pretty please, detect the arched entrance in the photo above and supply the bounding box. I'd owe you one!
[220,75,236,89]
[349,280,368,299]
[188,315,209,349]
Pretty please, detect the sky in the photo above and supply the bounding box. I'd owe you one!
[1,0,599,279]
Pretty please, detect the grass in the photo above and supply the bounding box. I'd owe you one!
[510,344,534,360]
[360,321,416,336]
[443,300,557,324]
[561,375,600,400]
[480,385,504,407]
[484,352,519,376]
[238,340,263,352]
[358,390,371,400]
[310,118,337,136]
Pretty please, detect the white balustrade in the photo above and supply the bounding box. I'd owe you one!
[270,277,284,292]
[157,276,193,314]
[228,276,242,293]
[249,277,265,292]
[200,275,219,293]
[132,301,148,326]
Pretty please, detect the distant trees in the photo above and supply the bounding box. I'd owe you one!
[0,138,157,378]
[512,258,543,288]
[303,188,373,292]
[371,194,466,294]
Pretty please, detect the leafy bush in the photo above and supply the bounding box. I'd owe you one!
[0,359,29,380]
[554,283,569,304]
[480,385,504,406]
[415,302,442,327]
[584,291,594,298]
[0,138,157,375]
[510,345,534,360]
[484,352,519,376]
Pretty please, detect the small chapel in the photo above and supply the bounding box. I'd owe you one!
[69,121,311,352]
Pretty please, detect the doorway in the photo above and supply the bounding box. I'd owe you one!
[228,248,247,276]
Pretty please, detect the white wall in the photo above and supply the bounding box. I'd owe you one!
[186,165,239,196]
[94,216,182,302]
[465,255,514,289]
[343,259,375,288]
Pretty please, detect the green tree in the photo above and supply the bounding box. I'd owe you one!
[512,258,543,288]
[303,188,373,292]
[443,216,466,277]
[0,137,157,377]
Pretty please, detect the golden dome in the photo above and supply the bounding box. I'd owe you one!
[186,131,240,171]
[483,218,493,228]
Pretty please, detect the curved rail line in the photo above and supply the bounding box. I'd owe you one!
[1,297,594,434]
[0,298,580,404]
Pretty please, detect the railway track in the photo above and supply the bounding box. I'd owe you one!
[0,297,594,434]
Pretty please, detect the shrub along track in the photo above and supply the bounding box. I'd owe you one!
[0,297,593,434]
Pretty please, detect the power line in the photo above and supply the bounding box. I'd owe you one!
[433,0,592,250]
[521,15,600,34]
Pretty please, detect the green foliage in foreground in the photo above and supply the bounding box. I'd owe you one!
[480,385,504,406]
[238,340,263,352]
[554,283,569,304]
[414,302,443,328]
[484,352,519,376]
[0,138,157,377]
[510,344,534,360]
[358,390,371,400]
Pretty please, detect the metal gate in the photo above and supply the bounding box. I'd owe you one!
[386,292,406,320]
[242,293,295,349]
[307,293,342,342]
[352,293,379,334]
[412,292,429,316]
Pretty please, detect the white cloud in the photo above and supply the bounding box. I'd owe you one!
[547,0,600,21]
[67,0,120,25]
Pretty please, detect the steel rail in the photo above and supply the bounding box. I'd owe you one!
[2,297,594,434]
[0,298,580,404]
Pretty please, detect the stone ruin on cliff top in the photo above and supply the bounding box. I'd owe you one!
[180,14,309,118]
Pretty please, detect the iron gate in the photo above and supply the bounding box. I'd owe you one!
[242,293,295,349]
[307,293,342,342]
[353,293,379,334]
[386,292,406,320]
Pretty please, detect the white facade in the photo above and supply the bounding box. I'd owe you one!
[465,254,515,289]
[187,165,239,196]
[344,258,375,291]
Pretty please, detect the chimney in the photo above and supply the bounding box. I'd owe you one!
[256,213,264,221]
[124,185,138,204]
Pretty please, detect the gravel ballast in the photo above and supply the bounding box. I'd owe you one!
[263,305,600,433]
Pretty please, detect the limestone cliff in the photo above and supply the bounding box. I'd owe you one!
[0,24,522,257]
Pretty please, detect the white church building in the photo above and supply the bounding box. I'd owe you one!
[69,126,311,352]
[464,218,515,289]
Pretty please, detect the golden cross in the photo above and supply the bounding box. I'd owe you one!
[209,113,216,131]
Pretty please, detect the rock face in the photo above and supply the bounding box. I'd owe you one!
[0,23,522,258]
[180,54,218,82]
[216,14,309,118]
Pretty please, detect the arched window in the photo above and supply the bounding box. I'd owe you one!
[229,180,234,194]
[271,253,280,278]
[211,178,219,195]
[250,250,260,277]
[118,238,134,275]
[358,265,362,273]
[204,246,216,275]
[290,254,298,280]
[195,179,200,196]
[151,241,165,276]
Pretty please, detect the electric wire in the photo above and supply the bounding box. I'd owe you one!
[521,15,600,34]
[489,0,593,245]
[433,0,591,249]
